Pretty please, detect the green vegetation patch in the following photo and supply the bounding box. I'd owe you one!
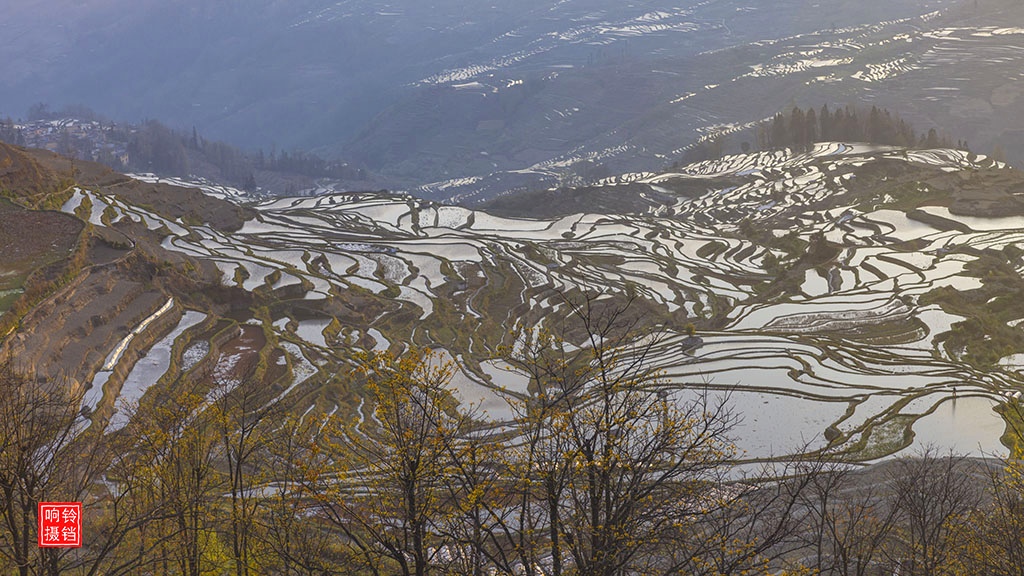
[995,400,1024,459]
[849,414,916,461]
[871,180,950,212]
[920,252,1024,366]
[0,289,22,313]
[845,317,929,346]
[696,240,728,259]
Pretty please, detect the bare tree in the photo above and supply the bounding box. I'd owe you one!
[488,291,785,576]
[885,449,980,576]
[0,361,103,576]
[796,461,901,576]
[305,349,478,576]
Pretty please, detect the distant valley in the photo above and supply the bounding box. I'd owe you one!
[7,0,1024,201]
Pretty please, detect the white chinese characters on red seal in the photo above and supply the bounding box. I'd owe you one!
[38,503,82,548]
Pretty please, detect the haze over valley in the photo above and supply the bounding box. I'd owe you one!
[7,0,1024,198]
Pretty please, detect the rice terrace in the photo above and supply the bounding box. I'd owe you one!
[6,0,1024,573]
[32,141,1024,462]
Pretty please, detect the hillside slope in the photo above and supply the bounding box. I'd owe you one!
[3,142,1023,460]
[10,0,1024,201]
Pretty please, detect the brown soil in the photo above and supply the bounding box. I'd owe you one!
[0,143,63,198]
[20,145,129,189]
[7,143,253,232]
[86,227,133,267]
[1,265,167,387]
[0,200,82,289]
[931,167,1024,217]
[210,325,267,384]
[265,347,288,384]
[103,178,254,232]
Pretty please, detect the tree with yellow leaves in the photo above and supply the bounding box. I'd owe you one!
[257,413,340,574]
[941,458,1024,576]
[0,360,85,576]
[487,291,807,576]
[125,378,228,576]
[208,357,280,576]
[305,348,478,576]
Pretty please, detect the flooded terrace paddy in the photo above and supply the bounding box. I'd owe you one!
[79,146,1024,459]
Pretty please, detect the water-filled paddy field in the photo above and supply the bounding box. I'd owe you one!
[81,146,1024,459]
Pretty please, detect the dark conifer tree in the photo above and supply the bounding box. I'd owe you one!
[770,113,788,148]
[805,107,818,146]
[819,105,831,141]
[790,107,807,150]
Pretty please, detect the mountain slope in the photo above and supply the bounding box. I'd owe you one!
[10,0,1023,200]
[2,142,1022,460]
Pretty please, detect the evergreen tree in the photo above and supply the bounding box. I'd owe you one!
[770,113,788,148]
[805,107,818,146]
[819,104,831,141]
[790,107,807,150]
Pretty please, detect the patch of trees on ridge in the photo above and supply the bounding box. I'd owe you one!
[123,121,367,191]
[760,104,958,151]
[682,104,964,164]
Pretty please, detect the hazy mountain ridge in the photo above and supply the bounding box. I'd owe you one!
[10,0,1018,201]
[395,0,1024,203]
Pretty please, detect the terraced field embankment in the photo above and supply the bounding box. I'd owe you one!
[6,141,1024,461]
[55,143,1023,461]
